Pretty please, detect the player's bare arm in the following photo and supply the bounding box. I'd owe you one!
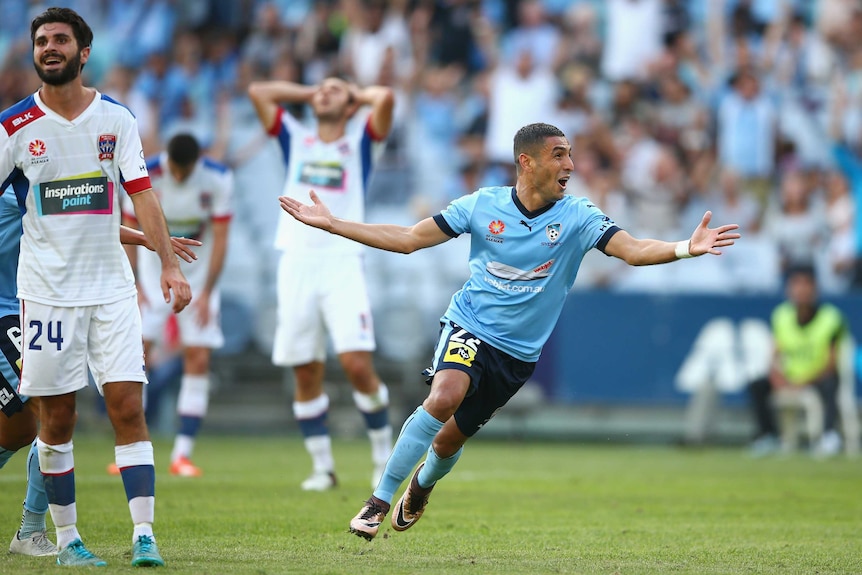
[355,85,395,138]
[118,224,202,263]
[247,80,316,132]
[129,189,192,313]
[194,219,229,327]
[603,211,740,266]
[280,190,451,254]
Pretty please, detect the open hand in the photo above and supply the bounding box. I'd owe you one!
[688,211,741,256]
[279,190,333,231]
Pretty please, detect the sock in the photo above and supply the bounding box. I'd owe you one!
[0,446,14,469]
[294,395,333,474]
[373,406,444,504]
[418,445,463,488]
[353,384,392,467]
[116,442,156,542]
[37,439,78,549]
[171,374,210,461]
[20,441,48,537]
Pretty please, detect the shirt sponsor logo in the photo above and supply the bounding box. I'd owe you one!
[486,260,554,281]
[484,275,545,293]
[98,133,116,160]
[37,176,112,216]
[297,161,345,190]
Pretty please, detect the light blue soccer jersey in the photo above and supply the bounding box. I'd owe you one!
[0,186,21,317]
[434,187,619,362]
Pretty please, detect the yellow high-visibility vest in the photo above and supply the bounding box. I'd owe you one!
[772,302,846,386]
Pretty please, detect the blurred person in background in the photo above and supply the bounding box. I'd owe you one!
[247,74,395,491]
[717,67,778,218]
[762,169,827,280]
[120,134,233,478]
[747,264,847,457]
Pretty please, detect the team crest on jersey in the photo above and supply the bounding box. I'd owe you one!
[199,192,212,210]
[545,223,562,242]
[338,142,350,156]
[98,134,117,160]
[488,220,505,235]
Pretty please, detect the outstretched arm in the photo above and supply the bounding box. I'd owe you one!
[280,190,451,253]
[119,224,202,263]
[603,211,740,266]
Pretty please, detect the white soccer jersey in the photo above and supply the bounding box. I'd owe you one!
[270,109,385,256]
[123,153,233,291]
[0,90,151,306]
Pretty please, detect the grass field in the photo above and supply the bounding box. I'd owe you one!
[0,434,859,574]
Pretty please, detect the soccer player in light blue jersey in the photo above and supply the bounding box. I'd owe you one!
[280,122,741,540]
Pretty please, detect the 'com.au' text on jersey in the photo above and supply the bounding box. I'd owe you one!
[0,91,150,306]
[434,187,619,362]
[269,110,386,256]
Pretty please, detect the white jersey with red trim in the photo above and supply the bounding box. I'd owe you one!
[270,110,384,256]
[123,153,233,290]
[0,90,151,306]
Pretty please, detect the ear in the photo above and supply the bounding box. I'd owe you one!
[80,46,91,66]
[517,152,532,172]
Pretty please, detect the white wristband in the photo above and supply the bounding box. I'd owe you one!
[675,240,693,259]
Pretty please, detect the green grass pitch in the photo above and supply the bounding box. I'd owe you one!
[1,435,860,574]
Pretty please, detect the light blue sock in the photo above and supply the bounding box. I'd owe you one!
[417,445,463,489]
[372,406,443,504]
[21,442,48,536]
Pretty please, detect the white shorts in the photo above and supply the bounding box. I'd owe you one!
[272,253,376,366]
[19,296,147,397]
[140,287,224,349]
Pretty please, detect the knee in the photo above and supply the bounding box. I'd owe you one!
[106,393,145,429]
[423,391,461,421]
[340,354,375,386]
[0,412,37,451]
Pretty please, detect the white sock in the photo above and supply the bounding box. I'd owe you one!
[304,435,334,474]
[368,425,393,466]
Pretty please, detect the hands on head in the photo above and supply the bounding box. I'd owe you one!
[689,211,741,256]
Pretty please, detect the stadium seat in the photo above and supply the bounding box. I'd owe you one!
[772,336,860,456]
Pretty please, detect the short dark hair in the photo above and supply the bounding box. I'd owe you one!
[166,134,201,167]
[785,263,816,283]
[31,7,93,50]
[513,123,565,163]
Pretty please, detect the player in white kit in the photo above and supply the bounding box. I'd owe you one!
[248,76,395,490]
[121,133,232,478]
[0,7,191,567]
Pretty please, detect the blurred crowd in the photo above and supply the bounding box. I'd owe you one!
[3,0,862,353]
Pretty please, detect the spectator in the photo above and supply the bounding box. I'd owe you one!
[762,170,827,278]
[716,67,777,214]
[747,264,847,457]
